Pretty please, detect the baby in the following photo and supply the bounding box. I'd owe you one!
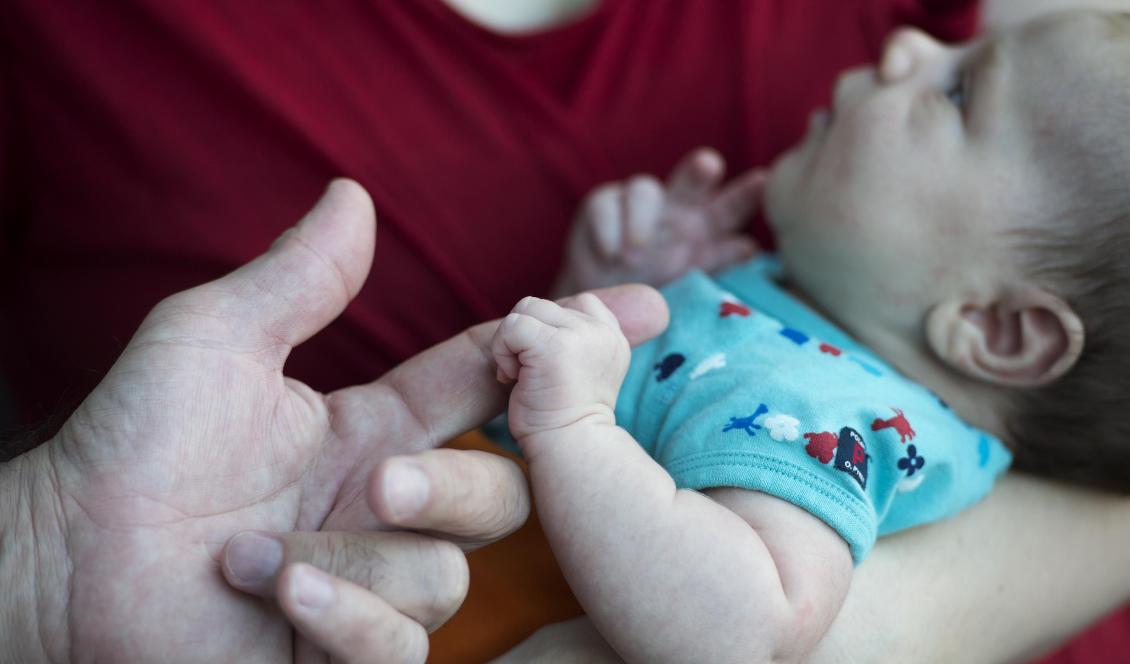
[491,10,1130,664]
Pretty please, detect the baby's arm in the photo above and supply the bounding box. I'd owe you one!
[493,295,852,664]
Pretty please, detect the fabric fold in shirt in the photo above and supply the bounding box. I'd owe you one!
[0,0,980,424]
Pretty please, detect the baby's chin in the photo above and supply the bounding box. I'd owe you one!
[765,105,833,231]
[761,159,795,233]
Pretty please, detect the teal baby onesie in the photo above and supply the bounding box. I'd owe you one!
[613,256,1012,563]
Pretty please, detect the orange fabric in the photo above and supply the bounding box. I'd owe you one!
[429,432,582,663]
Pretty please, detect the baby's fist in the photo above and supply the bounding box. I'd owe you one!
[492,294,631,440]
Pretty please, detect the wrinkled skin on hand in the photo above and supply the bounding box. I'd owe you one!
[5,179,670,663]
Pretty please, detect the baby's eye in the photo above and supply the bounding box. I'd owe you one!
[945,72,967,109]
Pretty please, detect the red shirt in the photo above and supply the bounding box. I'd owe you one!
[0,0,977,422]
[11,2,1112,663]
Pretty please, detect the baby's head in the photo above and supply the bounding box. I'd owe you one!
[764,10,1130,489]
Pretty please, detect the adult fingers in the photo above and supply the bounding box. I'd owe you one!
[278,563,429,664]
[368,449,530,547]
[560,291,621,331]
[707,168,768,233]
[222,528,470,630]
[666,147,725,205]
[364,284,669,448]
[143,179,376,359]
[579,284,669,346]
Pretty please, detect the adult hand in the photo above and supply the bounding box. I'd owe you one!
[0,180,669,663]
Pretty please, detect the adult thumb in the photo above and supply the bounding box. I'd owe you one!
[150,179,377,354]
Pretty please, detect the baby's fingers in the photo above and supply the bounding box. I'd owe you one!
[583,184,625,260]
[623,175,664,249]
[694,235,761,274]
[492,297,569,382]
[667,147,725,205]
[561,291,621,332]
[707,168,768,232]
[492,313,543,383]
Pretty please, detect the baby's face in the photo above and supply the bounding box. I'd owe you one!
[764,11,1115,338]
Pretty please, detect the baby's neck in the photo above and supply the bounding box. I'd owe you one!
[778,277,1014,445]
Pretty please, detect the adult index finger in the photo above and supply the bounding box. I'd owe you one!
[360,283,669,451]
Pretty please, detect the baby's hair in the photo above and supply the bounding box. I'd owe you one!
[1006,12,1130,490]
[1008,211,1130,491]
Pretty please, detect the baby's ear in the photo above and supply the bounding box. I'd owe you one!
[926,289,1085,387]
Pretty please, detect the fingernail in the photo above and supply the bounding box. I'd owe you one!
[225,532,284,591]
[291,564,335,612]
[384,461,430,521]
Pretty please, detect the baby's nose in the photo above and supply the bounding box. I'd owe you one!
[879,27,946,84]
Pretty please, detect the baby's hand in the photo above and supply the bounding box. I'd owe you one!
[491,294,630,440]
[553,147,766,296]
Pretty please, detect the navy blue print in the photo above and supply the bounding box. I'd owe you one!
[654,353,686,382]
[897,445,926,477]
[723,404,770,437]
[834,427,870,489]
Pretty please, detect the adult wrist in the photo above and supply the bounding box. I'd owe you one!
[1,442,73,662]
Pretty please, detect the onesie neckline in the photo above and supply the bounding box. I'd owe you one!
[713,255,883,366]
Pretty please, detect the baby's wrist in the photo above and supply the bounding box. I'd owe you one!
[514,406,618,453]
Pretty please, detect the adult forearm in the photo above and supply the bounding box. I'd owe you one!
[812,473,1130,664]
[1,444,71,662]
[504,473,1130,664]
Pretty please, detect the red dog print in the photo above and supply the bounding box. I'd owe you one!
[871,408,916,443]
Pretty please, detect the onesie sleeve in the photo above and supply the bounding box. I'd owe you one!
[614,270,1011,564]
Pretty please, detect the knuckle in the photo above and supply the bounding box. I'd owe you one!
[499,311,521,333]
[146,290,217,332]
[394,622,430,664]
[424,456,526,546]
[361,618,429,664]
[468,456,530,537]
[313,535,352,578]
[417,539,470,625]
[400,623,431,664]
